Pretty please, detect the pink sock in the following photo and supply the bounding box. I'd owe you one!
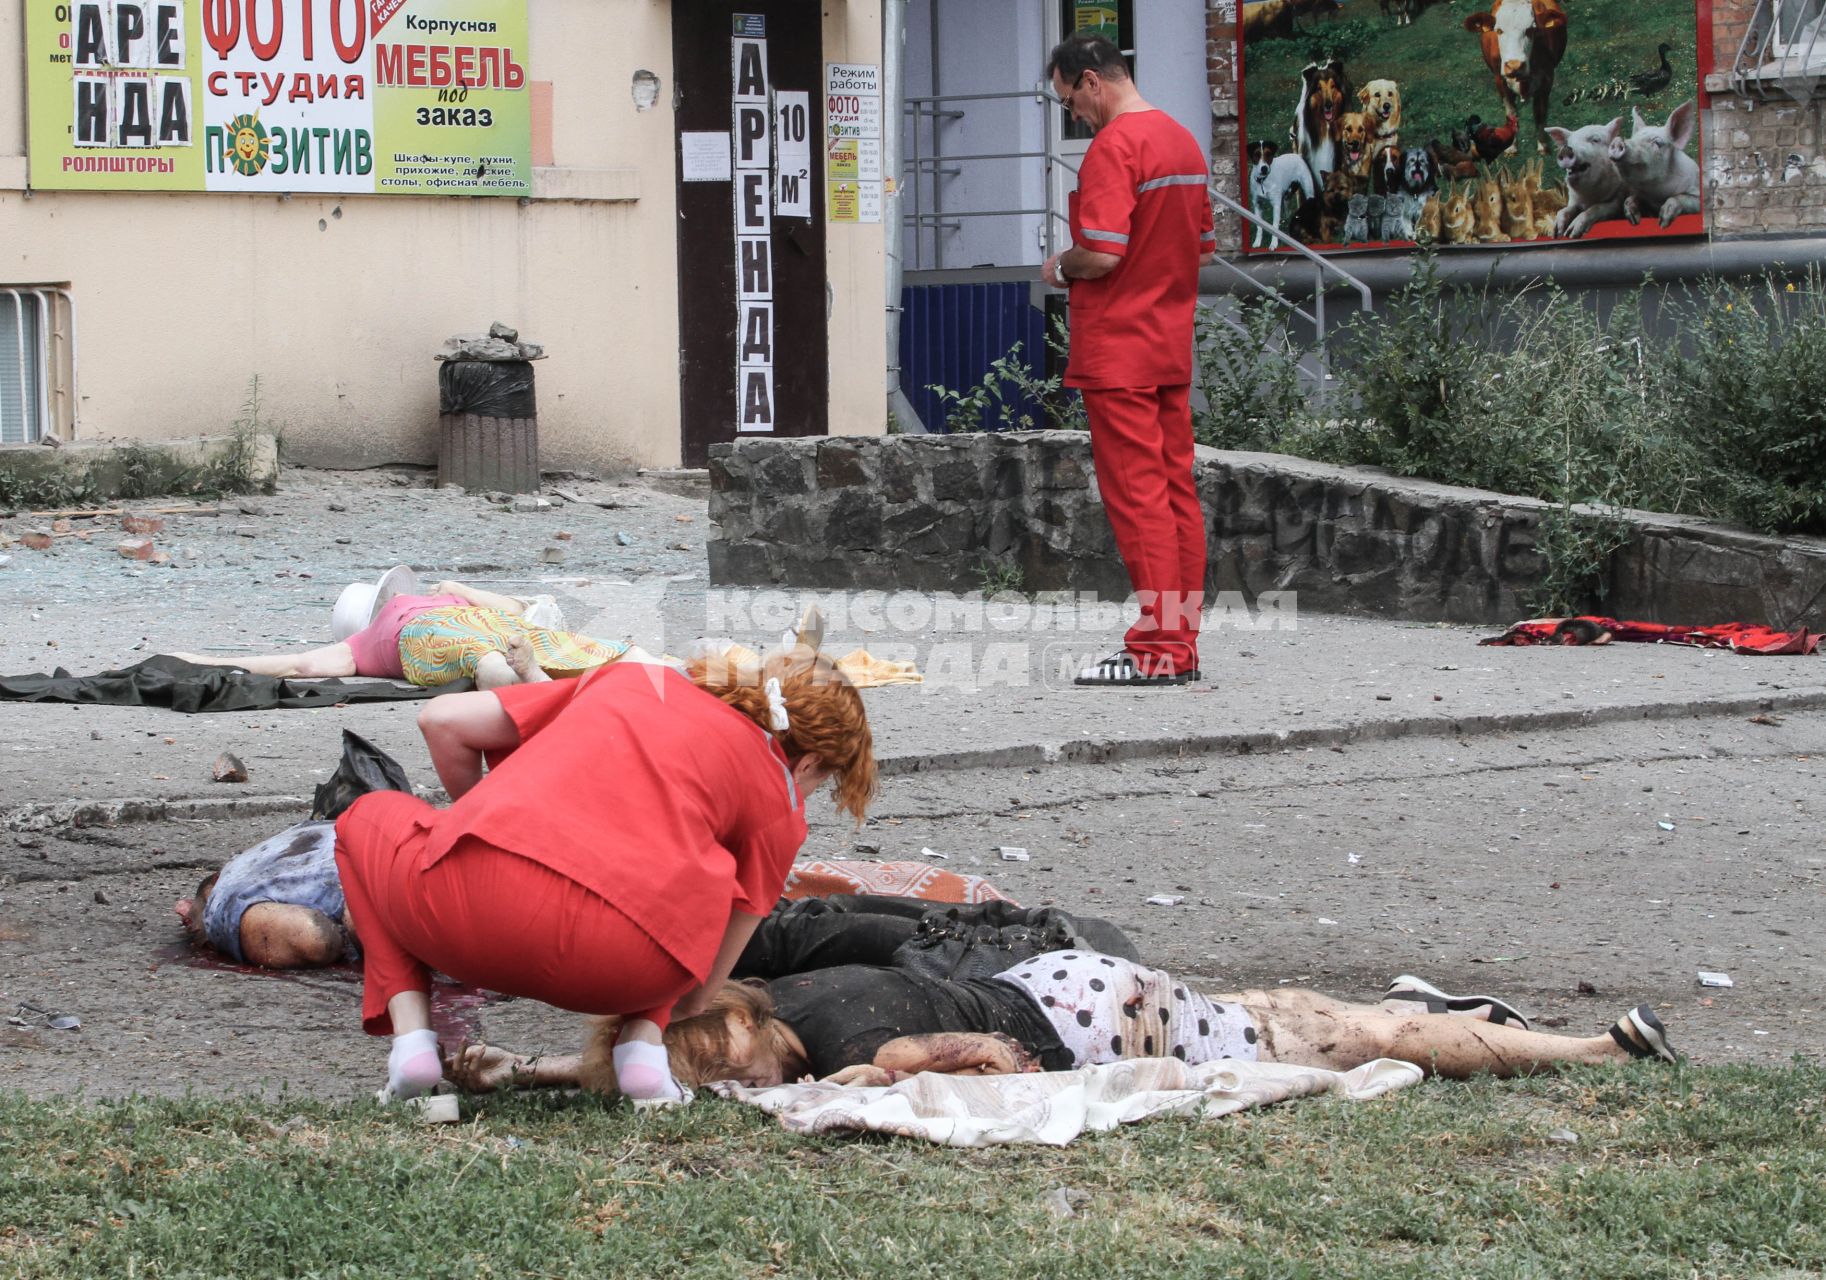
[612,1038,682,1101]
[387,1028,443,1100]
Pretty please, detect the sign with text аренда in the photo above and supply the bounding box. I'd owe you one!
[733,15,775,432]
[25,0,531,194]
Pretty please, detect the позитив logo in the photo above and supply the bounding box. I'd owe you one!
[225,112,270,176]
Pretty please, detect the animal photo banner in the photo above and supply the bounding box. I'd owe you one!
[1237,0,1705,251]
[25,0,531,194]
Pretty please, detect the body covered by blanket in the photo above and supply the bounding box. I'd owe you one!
[1481,617,1819,655]
[711,1056,1421,1147]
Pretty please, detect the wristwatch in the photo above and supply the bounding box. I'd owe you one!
[1055,260,1073,285]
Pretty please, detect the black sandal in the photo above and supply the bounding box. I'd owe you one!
[1609,1005,1679,1063]
[1073,653,1192,687]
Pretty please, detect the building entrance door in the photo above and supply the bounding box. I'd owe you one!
[673,3,829,467]
[1045,0,1137,249]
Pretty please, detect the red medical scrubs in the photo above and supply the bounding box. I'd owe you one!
[1066,108,1216,676]
[335,662,807,1034]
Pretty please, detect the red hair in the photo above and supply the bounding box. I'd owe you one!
[686,647,877,822]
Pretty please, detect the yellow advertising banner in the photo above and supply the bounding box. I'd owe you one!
[25,0,532,194]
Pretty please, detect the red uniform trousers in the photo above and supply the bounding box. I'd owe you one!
[334,791,693,1036]
[1083,384,1207,674]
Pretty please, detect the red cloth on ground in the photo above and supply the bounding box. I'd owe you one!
[335,791,692,1035]
[1084,385,1206,673]
[428,662,807,981]
[345,593,465,678]
[1481,617,1820,655]
[1062,109,1216,390]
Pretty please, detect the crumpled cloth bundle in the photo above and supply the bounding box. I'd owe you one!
[1480,617,1819,655]
[781,859,1013,904]
[711,1056,1422,1147]
[686,641,922,688]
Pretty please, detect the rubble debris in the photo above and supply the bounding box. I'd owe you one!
[212,752,250,784]
[1697,971,1734,988]
[117,538,155,560]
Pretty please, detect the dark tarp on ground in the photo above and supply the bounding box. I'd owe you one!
[0,655,459,713]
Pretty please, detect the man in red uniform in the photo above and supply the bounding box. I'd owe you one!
[1042,34,1216,687]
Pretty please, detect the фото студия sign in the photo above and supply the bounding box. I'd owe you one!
[26,0,531,194]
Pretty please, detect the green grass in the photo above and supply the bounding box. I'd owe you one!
[1242,0,1701,175]
[4,1065,1824,1278]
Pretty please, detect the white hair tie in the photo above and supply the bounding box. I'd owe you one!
[763,677,791,733]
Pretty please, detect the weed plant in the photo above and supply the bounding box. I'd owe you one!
[1191,297,1309,452]
[0,376,275,508]
[924,258,1826,611]
[926,317,1086,434]
[1665,272,1826,535]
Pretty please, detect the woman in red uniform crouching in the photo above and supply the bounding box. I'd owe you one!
[333,648,876,1105]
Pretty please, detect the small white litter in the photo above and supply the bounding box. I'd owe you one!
[998,847,1031,862]
[1145,894,1183,907]
[1697,971,1735,988]
[919,846,950,860]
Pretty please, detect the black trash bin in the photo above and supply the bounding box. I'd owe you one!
[436,328,541,493]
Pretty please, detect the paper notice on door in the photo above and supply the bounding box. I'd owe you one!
[681,132,732,182]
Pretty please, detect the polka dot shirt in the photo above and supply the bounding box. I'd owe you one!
[993,951,1258,1068]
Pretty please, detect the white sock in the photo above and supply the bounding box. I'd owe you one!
[387,1028,443,1100]
[612,1038,683,1101]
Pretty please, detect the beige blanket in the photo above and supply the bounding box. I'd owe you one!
[709,1056,1422,1147]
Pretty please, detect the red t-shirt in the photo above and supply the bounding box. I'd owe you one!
[423,662,807,981]
[1064,109,1216,390]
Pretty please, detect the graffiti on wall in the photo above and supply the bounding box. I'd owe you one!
[1238,0,1705,250]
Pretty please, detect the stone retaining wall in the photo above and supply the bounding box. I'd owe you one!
[707,432,1826,628]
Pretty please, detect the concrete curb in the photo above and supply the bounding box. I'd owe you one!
[10,691,1823,832]
[881,688,1826,775]
[2,787,447,834]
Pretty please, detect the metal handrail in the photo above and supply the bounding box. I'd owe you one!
[901,89,1377,409]
[1205,192,1374,409]
[1212,191,1374,312]
[904,86,1070,269]
[1731,0,1825,98]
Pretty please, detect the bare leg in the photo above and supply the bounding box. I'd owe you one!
[166,642,357,679]
[1228,988,1632,1078]
[388,990,431,1035]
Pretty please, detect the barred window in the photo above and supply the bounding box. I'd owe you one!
[0,289,75,444]
[0,290,47,445]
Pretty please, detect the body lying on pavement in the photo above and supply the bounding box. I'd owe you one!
[445,952,1679,1095]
